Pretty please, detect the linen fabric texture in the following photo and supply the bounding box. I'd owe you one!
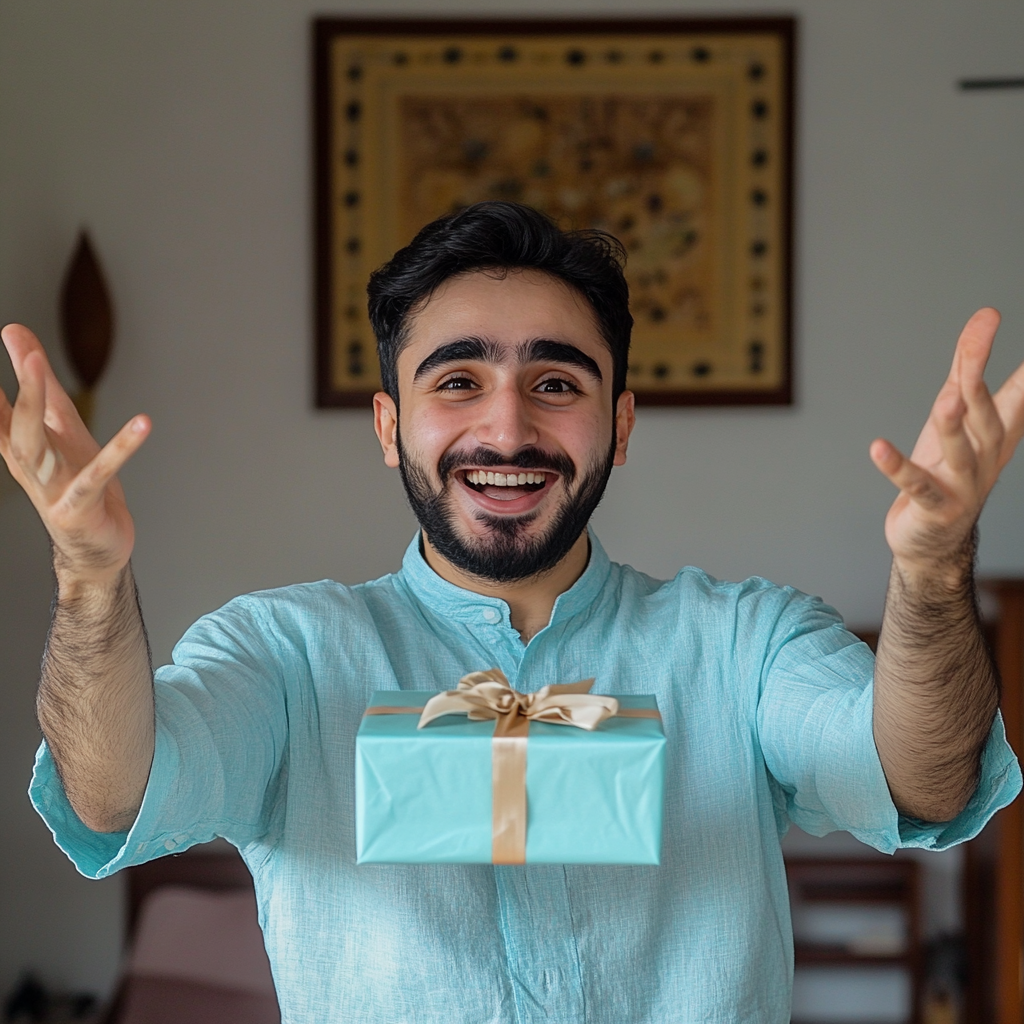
[30,532,1022,1024]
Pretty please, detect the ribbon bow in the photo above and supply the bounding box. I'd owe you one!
[363,671,657,864]
[418,669,618,864]
[418,668,620,734]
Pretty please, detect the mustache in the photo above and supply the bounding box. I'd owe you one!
[437,447,577,485]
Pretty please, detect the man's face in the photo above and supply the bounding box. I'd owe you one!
[373,269,635,583]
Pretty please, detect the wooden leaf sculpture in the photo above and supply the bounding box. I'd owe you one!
[60,230,114,426]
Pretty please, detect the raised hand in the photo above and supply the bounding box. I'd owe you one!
[0,323,150,584]
[1,324,155,832]
[870,308,1024,578]
[870,308,1024,822]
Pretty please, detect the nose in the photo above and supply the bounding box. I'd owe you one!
[473,380,540,454]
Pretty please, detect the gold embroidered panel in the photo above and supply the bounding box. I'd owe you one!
[314,19,794,406]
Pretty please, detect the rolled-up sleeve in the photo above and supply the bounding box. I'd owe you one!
[756,600,1021,854]
[29,595,288,878]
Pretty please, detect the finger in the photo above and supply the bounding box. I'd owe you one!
[60,415,151,512]
[930,384,977,475]
[870,438,950,511]
[3,323,55,386]
[960,371,1004,457]
[948,307,1000,388]
[2,323,90,436]
[948,308,1007,457]
[7,350,50,479]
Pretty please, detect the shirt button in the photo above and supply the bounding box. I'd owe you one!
[481,607,500,623]
[164,838,177,851]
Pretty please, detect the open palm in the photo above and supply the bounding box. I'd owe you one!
[0,324,150,580]
[871,308,1024,572]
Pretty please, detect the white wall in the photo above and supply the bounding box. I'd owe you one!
[1,0,1022,999]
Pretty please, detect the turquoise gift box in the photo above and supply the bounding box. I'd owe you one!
[355,689,666,865]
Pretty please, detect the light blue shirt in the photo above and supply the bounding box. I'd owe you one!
[31,532,1021,1023]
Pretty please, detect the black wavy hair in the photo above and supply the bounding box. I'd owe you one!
[367,201,633,402]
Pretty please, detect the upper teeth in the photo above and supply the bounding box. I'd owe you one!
[467,471,544,486]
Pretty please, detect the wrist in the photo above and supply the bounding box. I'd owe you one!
[890,525,977,594]
[891,556,971,594]
[53,557,132,604]
[889,559,976,612]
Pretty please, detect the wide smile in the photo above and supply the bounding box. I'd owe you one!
[455,468,559,514]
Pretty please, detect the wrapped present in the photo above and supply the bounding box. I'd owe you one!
[355,670,666,865]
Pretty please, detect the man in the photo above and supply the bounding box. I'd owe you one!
[2,202,1023,1023]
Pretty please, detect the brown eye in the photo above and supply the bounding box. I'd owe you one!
[437,376,478,391]
[537,378,579,394]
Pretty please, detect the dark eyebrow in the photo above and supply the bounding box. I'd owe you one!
[413,337,503,382]
[518,339,603,384]
[412,335,603,385]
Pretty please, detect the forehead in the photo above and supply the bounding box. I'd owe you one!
[399,269,608,362]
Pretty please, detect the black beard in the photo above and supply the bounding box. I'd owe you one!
[397,433,616,585]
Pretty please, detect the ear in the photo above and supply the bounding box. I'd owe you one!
[612,390,636,466]
[373,392,401,468]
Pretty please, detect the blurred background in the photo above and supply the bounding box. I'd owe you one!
[1,1,1022,1021]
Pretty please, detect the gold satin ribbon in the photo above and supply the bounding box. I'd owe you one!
[363,670,661,865]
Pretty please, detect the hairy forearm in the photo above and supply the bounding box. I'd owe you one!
[37,560,155,833]
[873,531,998,822]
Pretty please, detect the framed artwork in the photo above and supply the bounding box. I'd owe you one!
[314,17,795,407]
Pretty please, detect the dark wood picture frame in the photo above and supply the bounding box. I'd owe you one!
[314,17,796,408]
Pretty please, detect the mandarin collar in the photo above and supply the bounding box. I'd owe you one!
[398,528,612,630]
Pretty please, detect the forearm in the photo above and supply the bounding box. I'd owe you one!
[873,533,998,822]
[37,560,155,833]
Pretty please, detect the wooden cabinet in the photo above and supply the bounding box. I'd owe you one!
[787,857,923,1024]
[963,580,1024,1024]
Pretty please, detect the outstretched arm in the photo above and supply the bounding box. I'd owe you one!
[871,308,1024,822]
[0,324,153,832]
